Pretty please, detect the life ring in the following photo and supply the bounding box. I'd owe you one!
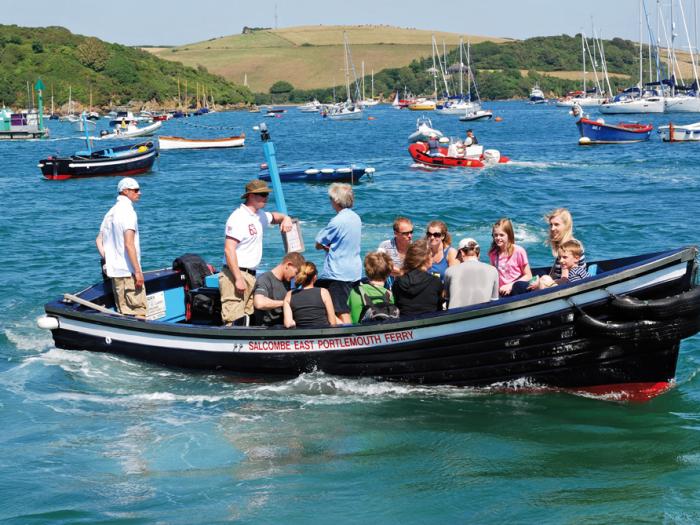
[610,287,700,320]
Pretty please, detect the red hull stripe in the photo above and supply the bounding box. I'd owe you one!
[43,167,151,181]
[571,381,671,402]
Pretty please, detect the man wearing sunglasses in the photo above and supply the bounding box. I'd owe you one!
[96,177,147,318]
[377,216,413,277]
[220,179,293,326]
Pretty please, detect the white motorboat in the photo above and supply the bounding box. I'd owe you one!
[298,100,321,112]
[407,116,443,143]
[158,134,246,150]
[326,102,363,120]
[529,84,546,104]
[93,120,162,140]
[459,109,493,121]
[658,121,700,141]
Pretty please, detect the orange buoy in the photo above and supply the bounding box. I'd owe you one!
[494,116,503,122]
[368,116,376,120]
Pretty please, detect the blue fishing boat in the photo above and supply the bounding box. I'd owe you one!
[259,164,375,183]
[576,117,653,145]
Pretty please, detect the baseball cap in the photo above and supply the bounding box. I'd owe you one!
[458,237,479,250]
[117,177,140,193]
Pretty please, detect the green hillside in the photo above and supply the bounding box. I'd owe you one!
[0,25,253,109]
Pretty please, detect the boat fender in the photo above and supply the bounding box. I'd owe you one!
[320,168,335,174]
[336,167,352,173]
[438,137,450,144]
[610,287,700,320]
[36,315,59,330]
[576,310,700,342]
[364,167,375,174]
[304,169,320,175]
[137,146,148,153]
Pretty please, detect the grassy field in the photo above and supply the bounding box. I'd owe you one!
[147,25,512,92]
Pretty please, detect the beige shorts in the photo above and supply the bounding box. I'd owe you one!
[219,266,256,324]
[111,275,147,318]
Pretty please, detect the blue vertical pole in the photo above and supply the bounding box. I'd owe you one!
[259,123,288,215]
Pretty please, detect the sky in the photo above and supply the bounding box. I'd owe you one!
[5,0,689,46]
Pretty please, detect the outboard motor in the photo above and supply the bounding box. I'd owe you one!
[483,149,501,164]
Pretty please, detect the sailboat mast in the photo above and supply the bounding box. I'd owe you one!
[639,0,644,91]
[343,32,351,102]
[459,37,464,97]
[582,32,586,94]
[467,39,472,101]
[361,61,365,101]
[371,69,374,100]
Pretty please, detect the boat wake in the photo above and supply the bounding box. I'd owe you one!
[506,160,577,169]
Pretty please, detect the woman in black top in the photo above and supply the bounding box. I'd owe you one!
[283,262,337,328]
[392,239,444,317]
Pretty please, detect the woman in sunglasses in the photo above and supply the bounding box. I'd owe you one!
[425,220,458,283]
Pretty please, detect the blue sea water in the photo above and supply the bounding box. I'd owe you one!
[2,102,700,523]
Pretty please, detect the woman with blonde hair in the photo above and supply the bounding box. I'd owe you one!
[488,218,532,296]
[544,208,586,280]
[425,220,458,282]
[392,239,444,317]
[283,262,336,328]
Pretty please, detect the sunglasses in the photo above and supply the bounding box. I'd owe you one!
[396,230,414,237]
[426,232,444,238]
[129,188,140,193]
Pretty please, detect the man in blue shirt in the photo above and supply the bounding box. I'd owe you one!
[315,183,362,324]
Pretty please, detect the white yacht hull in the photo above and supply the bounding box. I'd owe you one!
[600,97,665,114]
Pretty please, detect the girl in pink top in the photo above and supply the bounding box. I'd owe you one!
[488,218,533,296]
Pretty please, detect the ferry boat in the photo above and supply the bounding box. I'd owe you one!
[37,246,700,401]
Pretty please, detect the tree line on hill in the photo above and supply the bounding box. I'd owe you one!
[0,25,253,109]
[256,35,641,105]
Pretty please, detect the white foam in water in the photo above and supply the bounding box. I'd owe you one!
[513,222,543,245]
[5,322,54,352]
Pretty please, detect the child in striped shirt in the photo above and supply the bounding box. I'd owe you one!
[533,239,589,289]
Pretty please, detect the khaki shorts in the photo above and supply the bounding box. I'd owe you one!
[111,275,147,318]
[219,266,256,324]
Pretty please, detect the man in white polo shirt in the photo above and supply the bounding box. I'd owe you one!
[220,179,292,325]
[95,177,147,318]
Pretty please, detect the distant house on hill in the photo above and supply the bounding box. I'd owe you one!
[242,26,271,34]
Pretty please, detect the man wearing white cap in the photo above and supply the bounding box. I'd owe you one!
[95,177,146,318]
[444,238,499,309]
[220,179,293,326]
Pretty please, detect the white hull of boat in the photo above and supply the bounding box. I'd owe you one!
[158,135,246,150]
[328,108,363,120]
[600,98,665,114]
[93,121,162,140]
[658,122,700,142]
[664,96,700,113]
[556,96,605,107]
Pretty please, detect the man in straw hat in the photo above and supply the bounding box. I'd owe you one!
[444,237,498,309]
[95,177,147,319]
[220,179,293,325]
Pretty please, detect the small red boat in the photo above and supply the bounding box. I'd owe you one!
[408,142,510,168]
